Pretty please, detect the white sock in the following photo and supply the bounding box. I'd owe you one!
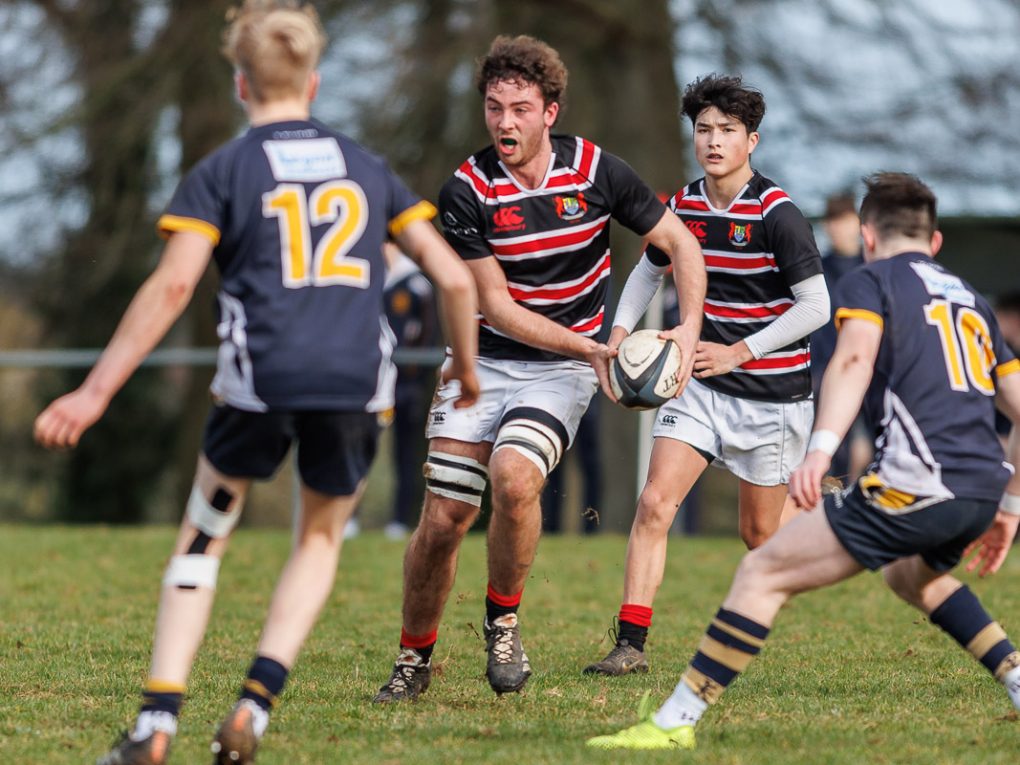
[131,710,178,741]
[1002,665,1020,710]
[239,698,270,739]
[653,680,708,729]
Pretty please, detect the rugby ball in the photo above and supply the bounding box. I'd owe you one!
[610,330,683,410]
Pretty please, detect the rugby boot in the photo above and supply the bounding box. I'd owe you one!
[96,730,172,765]
[484,613,532,694]
[372,648,432,703]
[586,690,695,750]
[210,699,263,764]
[583,638,649,676]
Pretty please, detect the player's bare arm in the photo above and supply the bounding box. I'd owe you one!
[464,255,614,392]
[34,231,213,450]
[789,316,881,509]
[395,218,480,408]
[965,371,1020,576]
[643,209,706,393]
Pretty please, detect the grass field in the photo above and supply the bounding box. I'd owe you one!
[3,524,1019,765]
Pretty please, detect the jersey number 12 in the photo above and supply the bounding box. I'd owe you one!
[263,181,369,289]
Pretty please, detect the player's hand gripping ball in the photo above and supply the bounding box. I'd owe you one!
[610,329,683,410]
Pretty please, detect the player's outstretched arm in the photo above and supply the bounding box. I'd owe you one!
[965,372,1020,576]
[34,232,213,449]
[643,210,706,395]
[789,317,881,509]
[395,219,480,408]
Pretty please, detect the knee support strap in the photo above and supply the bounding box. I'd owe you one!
[163,554,220,590]
[423,451,488,506]
[492,411,566,478]
[186,484,239,538]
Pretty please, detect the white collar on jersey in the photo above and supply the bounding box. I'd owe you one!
[699,178,752,214]
[497,151,558,195]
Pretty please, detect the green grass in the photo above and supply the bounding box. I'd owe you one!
[2,524,1018,764]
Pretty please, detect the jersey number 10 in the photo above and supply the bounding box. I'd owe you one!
[263,181,370,289]
[924,298,996,396]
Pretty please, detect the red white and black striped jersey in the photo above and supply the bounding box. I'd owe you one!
[648,171,822,402]
[439,134,666,362]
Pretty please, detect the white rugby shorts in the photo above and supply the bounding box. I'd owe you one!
[426,357,598,455]
[652,377,813,486]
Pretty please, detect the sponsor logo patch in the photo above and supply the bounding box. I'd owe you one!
[443,211,478,238]
[910,260,974,306]
[263,137,346,181]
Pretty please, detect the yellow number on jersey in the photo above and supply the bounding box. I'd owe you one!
[924,298,996,395]
[263,181,370,289]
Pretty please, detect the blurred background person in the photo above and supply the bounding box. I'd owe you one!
[383,242,440,540]
[810,192,867,482]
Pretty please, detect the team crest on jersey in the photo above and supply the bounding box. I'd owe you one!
[554,193,588,221]
[728,222,753,247]
[493,206,526,233]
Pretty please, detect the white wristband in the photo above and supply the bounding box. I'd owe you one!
[1000,493,1020,516]
[807,429,841,457]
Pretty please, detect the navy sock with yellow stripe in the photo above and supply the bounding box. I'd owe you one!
[679,608,770,704]
[240,656,289,713]
[140,679,185,717]
[929,585,1020,681]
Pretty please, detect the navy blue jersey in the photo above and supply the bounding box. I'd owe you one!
[835,253,1018,502]
[157,119,434,412]
[648,171,822,402]
[439,134,665,362]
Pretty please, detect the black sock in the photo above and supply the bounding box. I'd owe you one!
[240,655,289,712]
[485,584,522,623]
[410,642,435,663]
[618,619,649,652]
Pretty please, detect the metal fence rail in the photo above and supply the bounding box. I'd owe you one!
[0,347,447,369]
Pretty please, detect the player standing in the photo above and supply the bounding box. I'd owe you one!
[587,172,1020,750]
[373,34,706,701]
[585,74,829,676]
[34,3,478,764]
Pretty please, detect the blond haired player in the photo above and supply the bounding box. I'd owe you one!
[35,3,478,763]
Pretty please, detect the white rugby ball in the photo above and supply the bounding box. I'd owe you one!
[610,329,683,410]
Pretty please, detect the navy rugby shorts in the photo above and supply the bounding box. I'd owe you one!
[824,485,998,572]
[203,404,380,497]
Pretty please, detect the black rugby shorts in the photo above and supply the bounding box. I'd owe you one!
[824,485,998,572]
[202,404,380,496]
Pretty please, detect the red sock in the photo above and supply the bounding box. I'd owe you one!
[486,583,522,621]
[619,603,653,628]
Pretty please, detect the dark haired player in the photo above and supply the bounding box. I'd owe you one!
[34,3,478,763]
[373,34,706,701]
[588,172,1020,750]
[585,74,829,676]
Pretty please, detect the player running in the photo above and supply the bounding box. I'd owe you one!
[34,3,478,764]
[585,74,829,676]
[587,172,1020,750]
[373,34,706,702]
